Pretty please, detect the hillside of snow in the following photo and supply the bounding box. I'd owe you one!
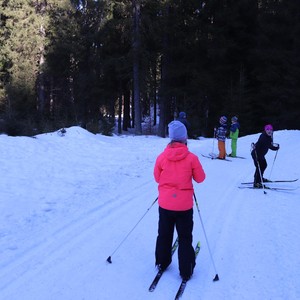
[0,127,299,300]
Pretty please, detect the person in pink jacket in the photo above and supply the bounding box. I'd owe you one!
[153,120,206,281]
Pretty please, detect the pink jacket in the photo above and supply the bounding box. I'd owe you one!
[154,142,206,211]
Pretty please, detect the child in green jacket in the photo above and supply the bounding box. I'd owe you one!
[229,116,240,157]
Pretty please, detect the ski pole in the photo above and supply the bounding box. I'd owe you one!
[193,193,219,281]
[268,131,278,180]
[106,197,158,263]
[212,128,216,154]
[268,148,278,180]
[210,128,216,157]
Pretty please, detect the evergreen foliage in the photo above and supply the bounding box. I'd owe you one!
[0,0,299,136]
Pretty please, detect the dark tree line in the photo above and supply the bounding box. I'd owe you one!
[0,0,299,136]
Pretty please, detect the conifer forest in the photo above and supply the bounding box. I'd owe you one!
[0,0,299,137]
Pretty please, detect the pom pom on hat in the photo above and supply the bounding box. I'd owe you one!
[168,120,187,142]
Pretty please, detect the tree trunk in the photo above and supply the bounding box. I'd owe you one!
[123,84,131,131]
[132,0,142,135]
[157,4,171,138]
[36,2,47,115]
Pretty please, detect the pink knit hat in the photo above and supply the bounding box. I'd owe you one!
[264,124,273,131]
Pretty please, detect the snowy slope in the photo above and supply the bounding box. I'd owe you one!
[0,127,299,300]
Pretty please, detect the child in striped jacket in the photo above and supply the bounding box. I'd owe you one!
[215,116,228,159]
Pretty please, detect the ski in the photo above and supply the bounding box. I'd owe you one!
[174,241,201,300]
[238,186,297,191]
[241,179,298,185]
[174,280,187,300]
[201,154,232,162]
[227,155,246,159]
[149,237,179,292]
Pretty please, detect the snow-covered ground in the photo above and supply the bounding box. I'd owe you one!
[0,126,299,300]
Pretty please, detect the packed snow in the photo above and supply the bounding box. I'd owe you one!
[0,126,299,300]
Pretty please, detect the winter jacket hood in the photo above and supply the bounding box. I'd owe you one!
[163,142,189,161]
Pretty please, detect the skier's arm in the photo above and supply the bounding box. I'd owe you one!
[270,143,280,151]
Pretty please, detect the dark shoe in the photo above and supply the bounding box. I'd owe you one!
[253,182,263,189]
[180,273,192,281]
[156,263,168,272]
[180,262,195,281]
[263,178,271,182]
[253,183,265,189]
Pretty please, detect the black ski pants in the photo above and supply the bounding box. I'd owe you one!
[251,151,267,183]
[155,207,195,278]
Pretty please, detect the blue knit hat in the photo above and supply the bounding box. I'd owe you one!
[179,111,186,119]
[168,120,187,142]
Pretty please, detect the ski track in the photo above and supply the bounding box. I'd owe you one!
[0,130,158,298]
[0,173,155,293]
